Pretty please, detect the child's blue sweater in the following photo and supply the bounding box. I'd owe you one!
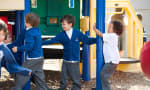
[17,27,43,58]
[0,43,31,77]
[42,29,96,61]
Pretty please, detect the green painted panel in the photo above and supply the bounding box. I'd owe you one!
[48,0,63,16]
[31,0,48,17]
[31,0,80,35]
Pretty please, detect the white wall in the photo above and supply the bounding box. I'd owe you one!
[129,0,150,41]
[0,0,24,11]
[129,0,150,9]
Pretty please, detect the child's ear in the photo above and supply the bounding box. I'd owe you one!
[4,33,7,40]
[70,23,73,26]
[71,23,73,27]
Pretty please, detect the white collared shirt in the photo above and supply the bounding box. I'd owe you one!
[65,28,73,40]
[103,33,120,64]
[26,27,32,31]
[0,42,4,45]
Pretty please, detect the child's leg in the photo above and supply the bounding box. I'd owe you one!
[27,58,49,90]
[100,63,117,90]
[31,69,49,90]
[11,61,32,90]
[11,74,31,90]
[59,61,69,90]
[68,62,81,90]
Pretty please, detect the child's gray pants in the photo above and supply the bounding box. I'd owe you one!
[59,61,81,90]
[11,58,49,90]
[100,63,118,90]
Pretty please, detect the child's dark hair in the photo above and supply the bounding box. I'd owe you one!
[137,14,142,21]
[0,23,7,33]
[111,20,124,36]
[60,15,75,27]
[0,23,7,40]
[5,30,10,40]
[25,12,40,27]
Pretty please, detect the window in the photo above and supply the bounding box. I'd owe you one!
[69,0,74,8]
[31,0,37,8]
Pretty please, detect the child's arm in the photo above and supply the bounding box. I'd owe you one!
[93,24,103,37]
[17,42,34,52]
[42,38,60,45]
[12,32,34,53]
[42,34,61,45]
[79,31,96,45]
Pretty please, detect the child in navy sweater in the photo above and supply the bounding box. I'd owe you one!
[11,13,49,90]
[42,15,96,90]
[0,22,31,86]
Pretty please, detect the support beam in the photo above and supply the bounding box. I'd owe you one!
[23,0,31,89]
[82,0,91,81]
[15,11,24,65]
[96,0,105,89]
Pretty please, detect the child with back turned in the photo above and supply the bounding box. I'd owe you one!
[11,12,49,90]
[93,20,124,90]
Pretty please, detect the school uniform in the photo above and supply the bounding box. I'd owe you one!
[100,33,120,90]
[0,42,31,76]
[42,28,96,90]
[11,27,49,90]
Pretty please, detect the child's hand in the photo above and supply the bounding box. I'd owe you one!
[12,47,17,53]
[93,23,97,31]
[93,23,103,37]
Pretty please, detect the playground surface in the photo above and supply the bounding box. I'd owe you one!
[0,68,150,90]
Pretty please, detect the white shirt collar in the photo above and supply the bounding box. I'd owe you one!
[0,42,4,45]
[26,27,32,31]
[66,28,73,33]
[65,28,73,39]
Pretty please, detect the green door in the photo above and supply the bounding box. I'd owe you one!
[31,0,80,35]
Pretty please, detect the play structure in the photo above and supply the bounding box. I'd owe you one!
[0,0,146,90]
[105,0,143,72]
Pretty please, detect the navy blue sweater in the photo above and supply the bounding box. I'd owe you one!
[17,27,43,58]
[42,29,96,61]
[0,43,31,77]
